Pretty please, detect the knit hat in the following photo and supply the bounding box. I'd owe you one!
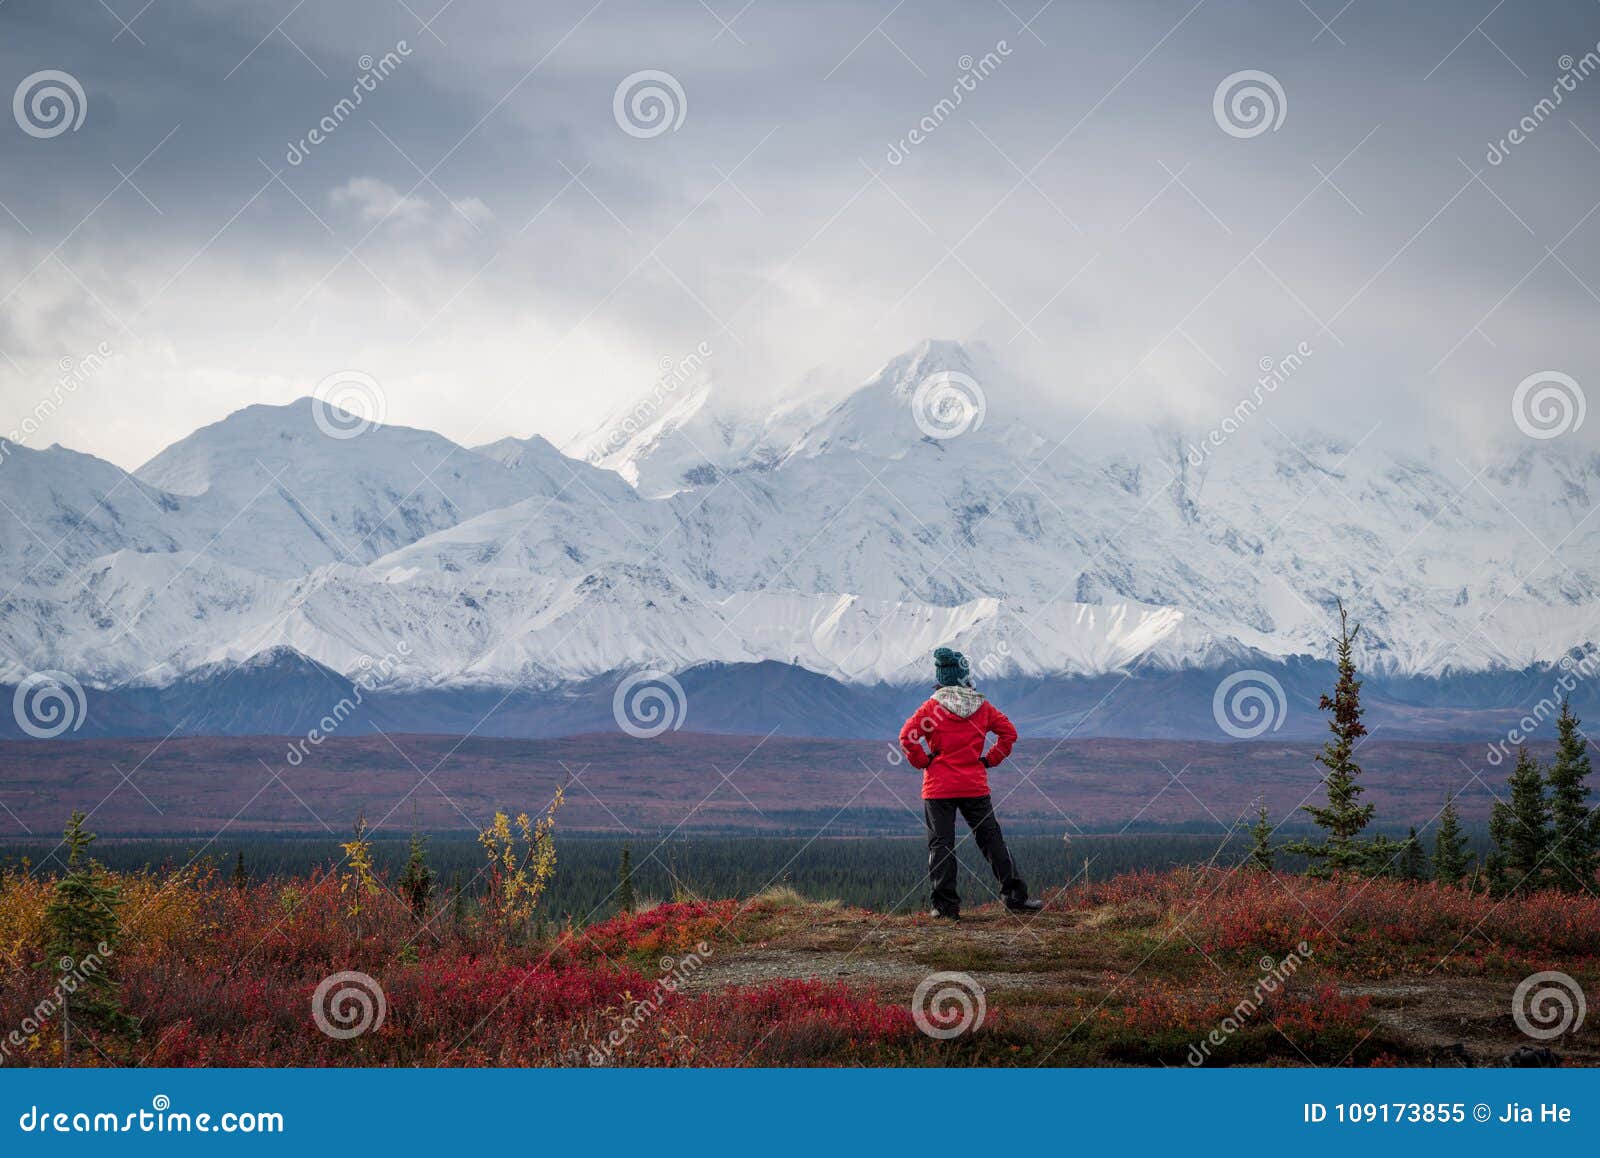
[933,647,972,688]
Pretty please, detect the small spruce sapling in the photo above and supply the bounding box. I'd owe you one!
[1247,803,1275,872]
[1432,793,1472,885]
[617,843,637,913]
[41,811,137,1061]
[1399,826,1426,881]
[397,829,436,922]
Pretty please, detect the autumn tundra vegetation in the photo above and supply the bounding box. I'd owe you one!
[1,604,1596,1067]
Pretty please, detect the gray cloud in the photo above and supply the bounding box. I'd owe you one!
[1,0,1598,467]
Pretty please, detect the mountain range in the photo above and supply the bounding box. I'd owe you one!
[2,339,1596,741]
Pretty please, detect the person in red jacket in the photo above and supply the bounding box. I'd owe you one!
[898,647,1043,920]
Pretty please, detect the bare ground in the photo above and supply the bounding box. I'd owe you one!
[687,905,1113,987]
[1344,980,1600,1066]
[680,899,1599,1067]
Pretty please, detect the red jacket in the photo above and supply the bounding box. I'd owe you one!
[898,687,1018,799]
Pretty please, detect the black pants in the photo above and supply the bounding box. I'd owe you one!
[924,795,1027,915]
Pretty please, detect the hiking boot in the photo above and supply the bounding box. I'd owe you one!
[1005,897,1044,914]
[929,908,960,921]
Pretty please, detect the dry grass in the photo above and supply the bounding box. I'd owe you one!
[749,885,839,911]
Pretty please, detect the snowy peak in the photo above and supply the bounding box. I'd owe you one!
[0,441,186,587]
[472,433,562,470]
[560,365,726,497]
[172,644,342,686]
[562,379,818,499]
[135,397,481,497]
[124,397,596,577]
[466,430,639,505]
[877,338,988,403]
[551,339,1006,498]
[777,339,1047,469]
[4,341,1600,702]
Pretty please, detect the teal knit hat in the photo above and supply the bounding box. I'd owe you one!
[933,647,971,688]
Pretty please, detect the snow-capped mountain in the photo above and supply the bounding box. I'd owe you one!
[2,339,1597,738]
[556,375,829,499]
[0,443,188,587]
[129,398,625,578]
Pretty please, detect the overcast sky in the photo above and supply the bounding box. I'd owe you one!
[1,0,1598,468]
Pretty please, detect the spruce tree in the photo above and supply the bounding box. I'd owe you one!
[232,850,248,890]
[1484,845,1505,892]
[617,843,637,912]
[397,830,436,922]
[1361,833,1404,878]
[1546,699,1599,894]
[1432,793,1471,884]
[448,870,467,928]
[1247,804,1274,871]
[1489,747,1550,894]
[1284,600,1376,875]
[41,812,136,1060]
[1400,826,1426,881]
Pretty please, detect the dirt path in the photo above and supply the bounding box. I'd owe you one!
[683,906,1145,1001]
[1343,980,1598,1066]
[679,901,1596,1066]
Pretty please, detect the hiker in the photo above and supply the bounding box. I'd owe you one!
[898,647,1043,920]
